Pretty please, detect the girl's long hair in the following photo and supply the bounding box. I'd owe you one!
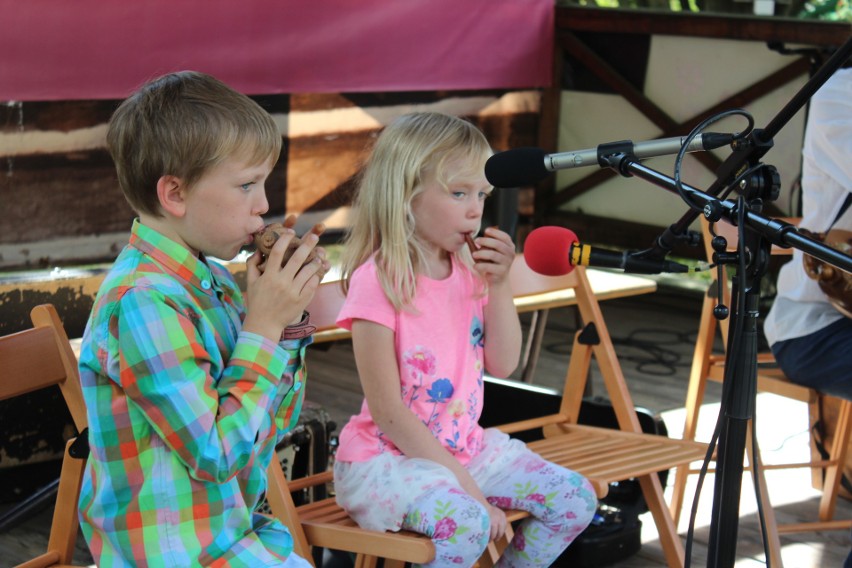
[340,112,492,310]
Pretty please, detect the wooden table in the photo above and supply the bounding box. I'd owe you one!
[308,254,658,383]
[65,255,656,386]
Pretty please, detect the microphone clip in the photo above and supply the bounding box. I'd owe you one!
[596,140,636,176]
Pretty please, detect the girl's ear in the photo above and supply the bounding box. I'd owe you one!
[156,175,187,218]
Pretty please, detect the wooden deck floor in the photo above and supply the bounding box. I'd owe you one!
[2,279,851,567]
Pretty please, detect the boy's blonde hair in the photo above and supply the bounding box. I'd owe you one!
[106,71,282,216]
[340,112,492,310]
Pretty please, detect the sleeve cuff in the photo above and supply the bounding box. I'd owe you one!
[281,311,316,340]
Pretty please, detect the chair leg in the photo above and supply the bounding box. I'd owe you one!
[520,309,549,383]
[477,543,499,568]
[820,399,852,522]
[670,293,717,526]
[476,523,515,568]
[46,440,86,564]
[353,554,379,568]
[639,473,685,568]
[808,397,824,490]
[670,372,710,526]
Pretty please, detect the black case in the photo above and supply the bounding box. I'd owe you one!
[266,400,337,567]
[557,504,643,567]
[261,400,336,512]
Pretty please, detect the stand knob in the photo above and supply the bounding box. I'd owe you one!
[713,264,729,320]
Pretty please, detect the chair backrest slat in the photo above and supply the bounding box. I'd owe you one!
[0,325,68,401]
[1,304,89,567]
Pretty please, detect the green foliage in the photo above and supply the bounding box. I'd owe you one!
[558,0,851,16]
[797,0,852,20]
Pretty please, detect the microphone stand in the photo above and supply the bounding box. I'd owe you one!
[588,36,852,567]
[634,36,852,261]
[602,152,851,566]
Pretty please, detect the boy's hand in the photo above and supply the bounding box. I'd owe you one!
[470,227,515,286]
[244,229,326,340]
[253,215,329,281]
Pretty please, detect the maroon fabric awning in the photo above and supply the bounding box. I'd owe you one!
[0,0,554,101]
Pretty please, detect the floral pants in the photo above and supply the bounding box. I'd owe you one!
[400,451,597,567]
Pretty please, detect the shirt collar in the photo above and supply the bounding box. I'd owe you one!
[128,219,218,294]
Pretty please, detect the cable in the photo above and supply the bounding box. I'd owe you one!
[751,412,773,567]
[544,327,695,377]
[615,329,692,376]
[684,416,722,568]
[673,109,755,212]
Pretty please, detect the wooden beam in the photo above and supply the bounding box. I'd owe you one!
[555,6,852,47]
[545,19,822,218]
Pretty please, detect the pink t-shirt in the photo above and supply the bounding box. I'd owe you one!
[335,255,487,466]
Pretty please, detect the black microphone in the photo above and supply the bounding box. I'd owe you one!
[524,226,690,276]
[485,133,735,187]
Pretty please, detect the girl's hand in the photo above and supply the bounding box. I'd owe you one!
[457,476,507,541]
[470,227,515,286]
[486,503,508,542]
[479,226,522,378]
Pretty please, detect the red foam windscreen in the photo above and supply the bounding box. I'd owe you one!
[523,226,579,276]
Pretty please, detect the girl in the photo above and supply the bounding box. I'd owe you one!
[333,112,596,567]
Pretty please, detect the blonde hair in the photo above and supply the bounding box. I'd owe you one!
[340,112,492,310]
[106,71,282,216]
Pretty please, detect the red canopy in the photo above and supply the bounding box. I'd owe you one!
[0,0,554,101]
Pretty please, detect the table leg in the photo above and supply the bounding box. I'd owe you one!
[521,309,550,383]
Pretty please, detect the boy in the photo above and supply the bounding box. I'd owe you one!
[77,71,324,566]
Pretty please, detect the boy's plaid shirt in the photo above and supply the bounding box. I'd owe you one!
[78,219,311,566]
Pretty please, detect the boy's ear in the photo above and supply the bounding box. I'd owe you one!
[156,175,187,218]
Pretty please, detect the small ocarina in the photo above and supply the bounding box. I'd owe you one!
[253,215,328,279]
[464,233,478,254]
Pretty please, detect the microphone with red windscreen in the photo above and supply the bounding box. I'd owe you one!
[523,226,690,276]
[524,226,580,276]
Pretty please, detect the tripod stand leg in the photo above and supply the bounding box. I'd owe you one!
[707,263,762,567]
[747,420,784,567]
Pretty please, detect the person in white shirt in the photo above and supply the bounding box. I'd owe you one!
[763,67,852,401]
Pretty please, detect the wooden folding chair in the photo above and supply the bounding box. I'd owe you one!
[488,259,709,568]
[668,218,852,567]
[266,464,532,568]
[260,279,532,568]
[1,304,89,568]
[0,302,516,568]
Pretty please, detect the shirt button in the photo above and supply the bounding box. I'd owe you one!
[293,382,302,392]
[201,280,212,290]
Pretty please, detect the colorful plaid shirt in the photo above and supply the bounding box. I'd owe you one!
[78,220,310,567]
